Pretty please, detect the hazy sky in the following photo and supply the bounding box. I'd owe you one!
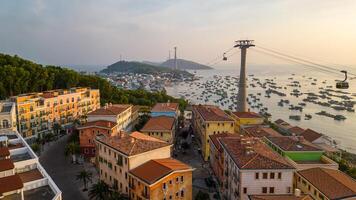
[1,0,356,69]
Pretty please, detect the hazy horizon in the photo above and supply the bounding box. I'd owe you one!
[1,0,356,70]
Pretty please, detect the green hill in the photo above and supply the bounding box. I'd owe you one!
[160,59,212,70]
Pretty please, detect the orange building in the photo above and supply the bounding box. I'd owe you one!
[10,87,100,138]
[78,120,119,158]
[129,158,193,200]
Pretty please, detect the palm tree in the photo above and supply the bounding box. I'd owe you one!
[65,141,80,163]
[76,169,93,191]
[108,191,129,200]
[89,181,111,200]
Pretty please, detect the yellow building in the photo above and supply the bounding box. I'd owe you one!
[10,87,100,138]
[140,116,176,143]
[230,111,264,133]
[129,158,193,200]
[192,105,235,161]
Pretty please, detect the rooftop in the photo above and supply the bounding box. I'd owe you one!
[78,120,118,129]
[151,103,179,112]
[266,136,323,152]
[209,133,237,149]
[0,159,14,172]
[249,194,313,200]
[298,168,356,199]
[288,126,306,135]
[96,132,170,156]
[141,116,175,131]
[0,147,10,157]
[300,129,323,143]
[194,105,234,122]
[130,158,192,185]
[88,104,131,116]
[0,174,23,195]
[232,111,262,119]
[18,169,44,183]
[10,152,32,162]
[220,137,294,169]
[244,126,282,138]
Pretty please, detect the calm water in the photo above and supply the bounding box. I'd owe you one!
[166,66,356,153]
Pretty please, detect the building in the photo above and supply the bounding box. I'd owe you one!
[10,87,100,138]
[151,103,179,118]
[288,126,305,136]
[95,131,172,195]
[242,126,282,138]
[264,136,338,170]
[230,112,264,133]
[0,130,61,200]
[274,119,293,134]
[249,193,313,200]
[140,116,176,143]
[129,158,193,200]
[192,105,235,161]
[78,120,120,158]
[0,102,17,131]
[220,136,295,200]
[87,104,132,131]
[295,167,356,200]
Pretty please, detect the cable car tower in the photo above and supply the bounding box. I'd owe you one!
[235,40,255,112]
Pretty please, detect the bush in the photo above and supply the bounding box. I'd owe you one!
[195,191,209,200]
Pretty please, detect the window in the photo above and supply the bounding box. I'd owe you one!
[269,187,274,194]
[270,172,275,179]
[125,172,127,179]
[243,188,247,194]
[169,180,172,184]
[262,187,267,194]
[176,177,179,183]
[263,173,268,179]
[163,183,167,190]
[308,185,311,191]
[2,120,9,128]
[255,172,259,179]
[287,187,291,193]
[278,172,282,179]
[181,176,184,182]
[181,190,185,197]
[176,192,179,197]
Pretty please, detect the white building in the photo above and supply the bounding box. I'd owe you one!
[219,136,295,200]
[0,130,61,200]
[0,101,17,131]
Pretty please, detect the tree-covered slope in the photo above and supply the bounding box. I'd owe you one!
[161,59,212,70]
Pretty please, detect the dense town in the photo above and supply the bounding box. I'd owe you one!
[1,87,355,200]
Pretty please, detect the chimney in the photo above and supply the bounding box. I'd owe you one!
[131,137,135,143]
[294,188,301,197]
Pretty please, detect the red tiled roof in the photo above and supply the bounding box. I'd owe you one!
[151,103,179,112]
[232,112,262,119]
[78,120,118,129]
[0,159,14,172]
[88,104,131,116]
[97,132,170,156]
[209,133,238,149]
[300,129,323,142]
[41,92,55,99]
[130,131,164,142]
[288,126,305,135]
[19,169,43,183]
[244,126,282,138]
[141,116,175,131]
[220,137,294,169]
[130,158,192,185]
[194,105,234,122]
[0,147,10,157]
[266,136,322,152]
[298,168,356,199]
[0,174,23,194]
[249,194,313,200]
[275,119,286,125]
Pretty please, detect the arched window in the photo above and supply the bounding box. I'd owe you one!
[2,120,9,128]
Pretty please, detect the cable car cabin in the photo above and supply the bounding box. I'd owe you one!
[336,81,349,89]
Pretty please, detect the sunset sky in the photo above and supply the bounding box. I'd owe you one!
[1,0,355,69]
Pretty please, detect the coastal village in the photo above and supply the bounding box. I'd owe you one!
[1,86,356,200]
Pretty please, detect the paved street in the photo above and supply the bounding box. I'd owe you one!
[39,134,98,200]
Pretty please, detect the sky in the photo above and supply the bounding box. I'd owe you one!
[0,0,356,69]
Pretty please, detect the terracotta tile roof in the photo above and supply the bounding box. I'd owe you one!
[220,137,294,169]
[151,103,179,112]
[244,126,282,138]
[0,174,23,194]
[275,119,287,125]
[194,105,234,122]
[78,120,117,129]
[130,131,165,142]
[141,116,175,131]
[209,133,238,149]
[97,132,170,156]
[288,126,306,135]
[88,104,131,116]
[300,129,323,142]
[19,169,43,183]
[41,92,55,99]
[249,194,313,200]
[130,158,192,185]
[8,143,24,150]
[232,112,262,119]
[0,159,14,171]
[0,147,10,157]
[266,136,322,152]
[298,168,356,199]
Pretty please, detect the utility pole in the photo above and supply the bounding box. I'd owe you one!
[174,46,178,70]
[234,40,255,112]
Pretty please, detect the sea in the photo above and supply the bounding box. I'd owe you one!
[166,65,356,154]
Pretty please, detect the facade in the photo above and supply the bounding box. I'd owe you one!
[95,132,172,195]
[192,105,235,161]
[295,168,356,200]
[10,87,100,138]
[0,130,61,200]
[140,116,176,143]
[129,158,193,200]
[87,104,132,131]
[0,101,17,131]
[264,136,338,170]
[78,120,119,158]
[151,103,179,118]
[220,136,295,200]
[230,112,264,133]
[249,194,313,200]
